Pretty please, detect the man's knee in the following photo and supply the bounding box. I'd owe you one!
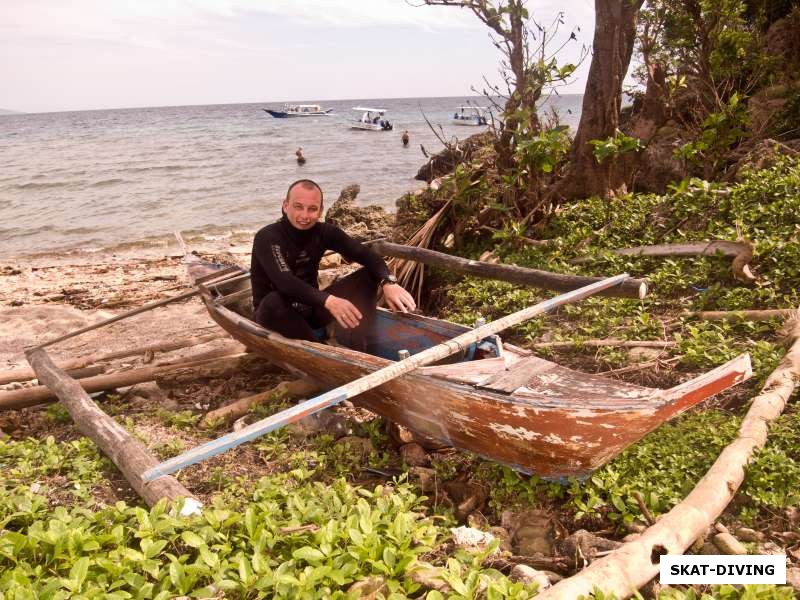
[255,292,292,327]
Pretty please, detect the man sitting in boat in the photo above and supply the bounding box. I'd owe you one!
[250,179,416,349]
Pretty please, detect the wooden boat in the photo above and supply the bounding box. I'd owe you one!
[185,261,752,480]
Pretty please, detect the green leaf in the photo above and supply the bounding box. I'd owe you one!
[180,531,206,548]
[292,546,325,564]
[68,556,90,590]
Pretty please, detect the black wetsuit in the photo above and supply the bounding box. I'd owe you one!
[250,216,390,346]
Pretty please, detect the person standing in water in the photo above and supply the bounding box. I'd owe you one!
[295,147,306,165]
[401,130,409,147]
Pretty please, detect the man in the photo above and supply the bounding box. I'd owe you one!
[250,179,416,350]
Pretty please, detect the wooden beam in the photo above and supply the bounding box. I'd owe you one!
[0,353,254,411]
[0,331,223,386]
[368,241,647,299]
[685,309,796,321]
[530,339,675,349]
[142,274,630,480]
[25,348,200,511]
[201,379,319,427]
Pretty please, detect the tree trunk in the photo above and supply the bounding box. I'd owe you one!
[557,0,645,199]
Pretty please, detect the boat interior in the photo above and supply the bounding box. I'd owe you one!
[194,263,505,366]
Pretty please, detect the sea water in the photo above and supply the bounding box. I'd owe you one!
[0,95,582,259]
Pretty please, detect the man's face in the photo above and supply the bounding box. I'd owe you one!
[282,185,322,230]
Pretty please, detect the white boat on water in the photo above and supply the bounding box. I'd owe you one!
[350,107,393,131]
[451,106,490,126]
[263,104,334,118]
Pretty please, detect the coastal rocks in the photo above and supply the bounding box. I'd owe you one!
[504,509,556,557]
[509,565,552,590]
[765,9,800,75]
[727,138,799,181]
[633,122,687,193]
[415,131,494,183]
[399,442,429,466]
[324,184,394,241]
[555,529,623,569]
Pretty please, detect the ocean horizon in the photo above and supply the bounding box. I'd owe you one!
[0,94,583,260]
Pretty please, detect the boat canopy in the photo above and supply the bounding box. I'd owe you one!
[456,106,489,112]
[352,106,386,114]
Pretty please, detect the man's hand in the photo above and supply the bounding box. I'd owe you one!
[383,283,417,313]
[324,295,362,329]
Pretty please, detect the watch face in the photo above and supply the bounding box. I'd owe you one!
[387,275,397,283]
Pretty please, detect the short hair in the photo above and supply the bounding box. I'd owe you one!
[285,179,323,203]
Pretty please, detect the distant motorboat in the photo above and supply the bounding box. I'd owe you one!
[263,104,334,118]
[350,107,393,131]
[452,106,490,126]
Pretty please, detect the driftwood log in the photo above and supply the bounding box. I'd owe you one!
[369,241,647,299]
[571,240,756,283]
[201,379,320,427]
[0,331,223,386]
[531,339,674,350]
[0,352,257,410]
[537,312,800,599]
[26,348,198,509]
[686,309,797,321]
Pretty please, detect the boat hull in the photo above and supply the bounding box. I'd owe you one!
[264,109,333,118]
[350,122,393,131]
[203,296,752,479]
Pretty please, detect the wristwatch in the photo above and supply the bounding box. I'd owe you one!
[380,274,398,287]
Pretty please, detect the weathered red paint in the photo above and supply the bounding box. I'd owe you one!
[205,293,751,479]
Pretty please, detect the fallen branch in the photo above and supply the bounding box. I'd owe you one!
[370,241,647,299]
[537,310,800,599]
[26,348,199,510]
[0,331,223,386]
[685,309,797,321]
[532,339,674,350]
[570,240,756,283]
[0,352,258,411]
[201,379,319,427]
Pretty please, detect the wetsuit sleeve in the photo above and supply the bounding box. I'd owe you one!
[252,231,329,307]
[325,226,391,281]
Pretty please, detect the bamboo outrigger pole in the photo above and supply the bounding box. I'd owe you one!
[25,265,241,352]
[142,273,630,481]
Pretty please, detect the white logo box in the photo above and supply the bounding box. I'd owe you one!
[661,555,786,584]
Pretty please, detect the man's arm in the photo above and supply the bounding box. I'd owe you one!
[324,225,390,281]
[325,226,416,313]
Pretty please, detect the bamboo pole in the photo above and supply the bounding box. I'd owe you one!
[0,352,253,410]
[369,241,647,299]
[531,339,674,349]
[26,348,200,512]
[685,309,796,321]
[201,379,319,427]
[143,274,630,481]
[27,288,202,351]
[0,331,223,386]
[536,312,800,600]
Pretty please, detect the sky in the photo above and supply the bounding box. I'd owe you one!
[1,0,595,114]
